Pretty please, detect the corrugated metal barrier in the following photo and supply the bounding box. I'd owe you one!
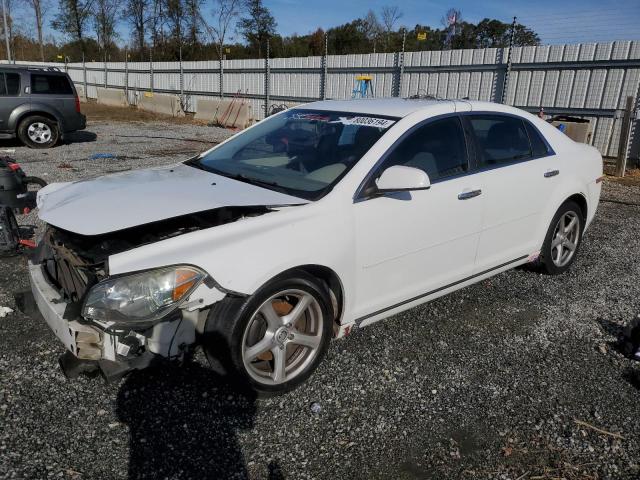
[9,40,640,161]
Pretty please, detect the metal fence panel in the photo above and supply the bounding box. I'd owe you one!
[5,41,639,160]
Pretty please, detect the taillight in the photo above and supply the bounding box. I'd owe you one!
[74,95,81,113]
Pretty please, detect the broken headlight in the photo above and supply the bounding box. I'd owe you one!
[82,266,206,324]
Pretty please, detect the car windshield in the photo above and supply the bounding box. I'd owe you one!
[189,109,398,200]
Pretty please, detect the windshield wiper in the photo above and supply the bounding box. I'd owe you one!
[185,158,282,190]
[231,173,281,189]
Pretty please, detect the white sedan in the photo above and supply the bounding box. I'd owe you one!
[30,98,602,394]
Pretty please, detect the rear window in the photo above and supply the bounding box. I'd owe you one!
[468,115,532,166]
[524,121,552,158]
[0,72,20,95]
[31,74,73,95]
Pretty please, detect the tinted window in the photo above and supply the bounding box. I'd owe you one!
[5,73,19,95]
[31,74,73,95]
[0,74,6,95]
[469,115,532,166]
[524,121,551,158]
[381,116,468,182]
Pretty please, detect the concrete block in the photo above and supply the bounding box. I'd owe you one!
[214,99,253,129]
[96,87,127,107]
[138,92,185,117]
[75,85,88,102]
[194,98,222,122]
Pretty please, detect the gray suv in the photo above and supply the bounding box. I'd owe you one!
[0,65,86,148]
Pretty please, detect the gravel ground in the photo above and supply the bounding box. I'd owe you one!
[1,115,639,480]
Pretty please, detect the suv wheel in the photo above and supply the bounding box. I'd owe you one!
[18,116,59,149]
[203,271,333,395]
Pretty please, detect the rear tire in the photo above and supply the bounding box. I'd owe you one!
[17,116,59,149]
[536,200,584,275]
[203,271,333,396]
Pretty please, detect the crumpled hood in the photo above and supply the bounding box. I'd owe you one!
[37,163,308,236]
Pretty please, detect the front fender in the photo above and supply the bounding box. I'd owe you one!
[107,202,356,318]
[9,102,63,131]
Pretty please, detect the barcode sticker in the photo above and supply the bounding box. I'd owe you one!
[338,116,396,128]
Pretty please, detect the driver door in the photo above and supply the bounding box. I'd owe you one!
[352,116,484,322]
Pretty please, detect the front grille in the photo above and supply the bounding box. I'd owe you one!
[41,228,103,303]
[44,255,92,302]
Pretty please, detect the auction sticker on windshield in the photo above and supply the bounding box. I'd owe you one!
[337,116,396,128]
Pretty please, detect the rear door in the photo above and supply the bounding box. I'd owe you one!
[30,73,78,130]
[0,71,25,132]
[465,113,559,272]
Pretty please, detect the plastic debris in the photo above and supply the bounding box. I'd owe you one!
[310,402,322,414]
[0,306,14,318]
[89,153,116,160]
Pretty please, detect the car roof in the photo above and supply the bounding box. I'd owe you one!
[0,64,65,74]
[300,97,528,118]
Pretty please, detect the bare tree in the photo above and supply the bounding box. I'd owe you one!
[380,5,401,51]
[165,0,185,50]
[204,0,241,60]
[441,8,462,48]
[149,0,165,52]
[237,0,275,58]
[362,9,381,53]
[124,0,149,53]
[94,0,121,60]
[51,0,94,54]
[184,0,202,46]
[26,0,46,60]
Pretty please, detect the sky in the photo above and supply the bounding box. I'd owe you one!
[24,0,640,47]
[256,0,640,45]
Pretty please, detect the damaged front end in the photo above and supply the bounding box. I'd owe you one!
[29,206,268,381]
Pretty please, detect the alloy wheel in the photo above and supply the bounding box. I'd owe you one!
[551,211,580,267]
[241,289,324,385]
[27,122,52,144]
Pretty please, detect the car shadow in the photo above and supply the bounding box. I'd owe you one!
[62,130,97,144]
[116,360,258,480]
[623,368,640,391]
[0,130,97,149]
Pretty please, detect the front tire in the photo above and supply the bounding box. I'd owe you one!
[203,271,333,395]
[537,200,584,275]
[17,116,59,149]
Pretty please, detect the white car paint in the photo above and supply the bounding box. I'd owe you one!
[37,164,307,235]
[32,98,602,366]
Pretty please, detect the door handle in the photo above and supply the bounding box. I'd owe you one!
[458,189,482,200]
[544,169,560,178]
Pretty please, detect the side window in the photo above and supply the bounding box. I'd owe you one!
[524,121,552,158]
[469,115,532,166]
[0,73,6,96]
[380,116,468,182]
[5,73,20,95]
[31,74,73,95]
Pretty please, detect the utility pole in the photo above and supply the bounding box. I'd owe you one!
[500,16,517,104]
[1,0,11,62]
[320,32,328,100]
[264,37,270,118]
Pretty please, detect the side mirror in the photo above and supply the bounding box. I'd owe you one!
[375,165,431,193]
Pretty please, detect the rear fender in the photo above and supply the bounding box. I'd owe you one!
[9,103,63,132]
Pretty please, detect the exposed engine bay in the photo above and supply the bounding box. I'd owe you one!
[30,205,272,381]
[36,205,271,301]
